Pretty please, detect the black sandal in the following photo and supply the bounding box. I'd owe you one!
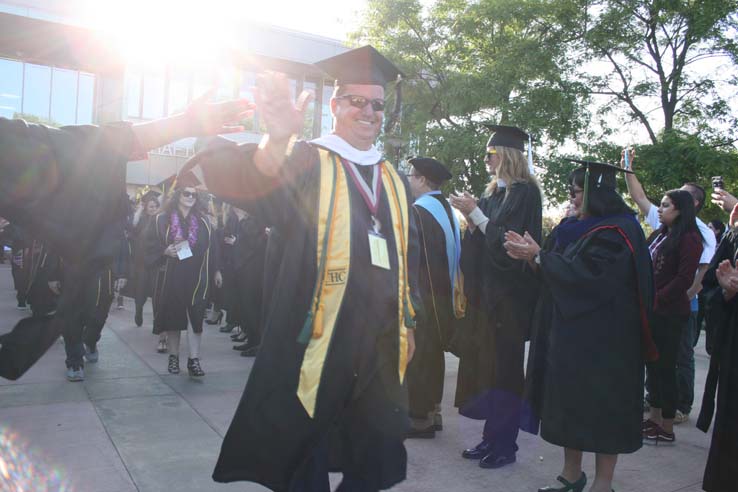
[538,472,586,492]
[167,355,180,374]
[187,357,205,377]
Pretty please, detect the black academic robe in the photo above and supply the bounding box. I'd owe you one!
[698,228,738,492]
[186,139,420,492]
[25,241,62,317]
[454,182,542,417]
[0,118,135,380]
[225,214,266,336]
[406,196,455,421]
[149,211,213,334]
[130,213,157,306]
[533,215,653,454]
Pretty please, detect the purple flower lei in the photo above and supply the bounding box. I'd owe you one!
[169,211,198,249]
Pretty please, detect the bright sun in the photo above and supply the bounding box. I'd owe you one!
[79,0,245,68]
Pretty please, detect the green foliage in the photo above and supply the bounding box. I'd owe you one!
[13,112,60,128]
[633,131,738,222]
[353,0,590,196]
[575,0,738,143]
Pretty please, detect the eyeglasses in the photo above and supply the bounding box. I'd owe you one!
[568,187,584,198]
[336,95,385,112]
[181,191,196,198]
[484,149,497,160]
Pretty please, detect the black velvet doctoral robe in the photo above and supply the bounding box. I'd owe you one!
[454,182,542,417]
[185,138,420,492]
[149,211,214,334]
[407,195,456,422]
[698,228,738,492]
[533,215,653,454]
[0,118,135,380]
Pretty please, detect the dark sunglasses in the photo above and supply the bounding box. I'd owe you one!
[336,95,385,112]
[181,190,196,198]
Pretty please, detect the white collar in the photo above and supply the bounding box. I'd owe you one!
[310,134,383,166]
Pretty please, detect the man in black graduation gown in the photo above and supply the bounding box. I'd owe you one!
[62,208,131,382]
[405,157,461,438]
[0,96,253,380]
[184,46,419,492]
[227,207,267,356]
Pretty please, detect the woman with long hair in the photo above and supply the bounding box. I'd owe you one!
[643,189,703,444]
[149,179,217,377]
[131,193,160,327]
[450,125,542,469]
[506,161,655,492]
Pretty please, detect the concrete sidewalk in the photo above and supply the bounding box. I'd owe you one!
[0,264,712,492]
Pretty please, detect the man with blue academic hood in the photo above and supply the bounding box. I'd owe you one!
[405,157,464,438]
[185,46,420,491]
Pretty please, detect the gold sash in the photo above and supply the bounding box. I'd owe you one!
[296,149,415,418]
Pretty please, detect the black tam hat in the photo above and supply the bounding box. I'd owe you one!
[565,158,633,190]
[484,124,530,152]
[565,158,633,212]
[315,45,404,88]
[408,157,452,183]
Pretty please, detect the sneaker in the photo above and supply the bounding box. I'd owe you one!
[16,300,27,310]
[156,339,167,353]
[674,410,689,424]
[66,366,85,382]
[642,419,659,432]
[643,425,675,445]
[84,344,99,363]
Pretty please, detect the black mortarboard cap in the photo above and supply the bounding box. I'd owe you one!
[484,124,529,152]
[565,158,633,190]
[315,45,404,87]
[409,157,453,183]
[566,158,634,213]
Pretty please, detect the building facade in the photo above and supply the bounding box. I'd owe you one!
[0,0,348,191]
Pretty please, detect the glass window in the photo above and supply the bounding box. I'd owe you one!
[23,64,51,120]
[0,58,23,119]
[142,70,165,119]
[168,69,191,115]
[215,67,238,102]
[192,71,214,102]
[125,71,142,118]
[320,83,334,136]
[77,73,95,124]
[50,68,78,126]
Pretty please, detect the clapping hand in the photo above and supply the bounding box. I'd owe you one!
[716,259,738,299]
[503,230,541,262]
[449,192,477,216]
